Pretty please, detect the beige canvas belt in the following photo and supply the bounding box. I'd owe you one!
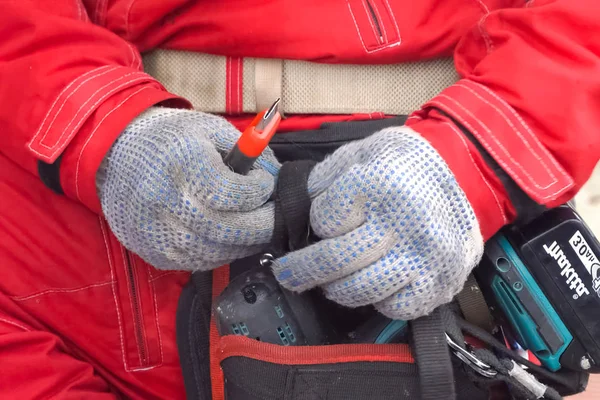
[143,50,459,116]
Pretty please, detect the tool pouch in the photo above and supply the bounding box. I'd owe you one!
[176,117,589,400]
[177,265,494,400]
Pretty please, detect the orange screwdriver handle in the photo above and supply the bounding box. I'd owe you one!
[224,101,281,175]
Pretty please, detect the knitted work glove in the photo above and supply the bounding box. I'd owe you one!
[97,107,281,271]
[271,126,484,320]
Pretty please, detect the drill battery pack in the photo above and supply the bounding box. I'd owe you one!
[476,205,600,373]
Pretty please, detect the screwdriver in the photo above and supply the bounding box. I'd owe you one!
[224,98,282,174]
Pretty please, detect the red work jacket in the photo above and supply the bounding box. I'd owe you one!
[1,0,599,398]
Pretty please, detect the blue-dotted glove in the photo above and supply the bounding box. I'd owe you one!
[97,107,280,271]
[271,127,484,320]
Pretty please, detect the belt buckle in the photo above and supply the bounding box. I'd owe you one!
[446,333,498,378]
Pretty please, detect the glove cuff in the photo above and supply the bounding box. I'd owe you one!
[96,106,190,200]
[408,111,517,240]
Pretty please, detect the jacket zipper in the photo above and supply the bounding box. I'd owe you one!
[125,251,148,365]
[365,0,384,44]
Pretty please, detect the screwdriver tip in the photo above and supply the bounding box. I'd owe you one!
[264,98,281,120]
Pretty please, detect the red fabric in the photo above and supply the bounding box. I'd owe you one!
[0,152,191,399]
[225,57,244,115]
[407,110,517,240]
[209,266,231,400]
[0,1,191,213]
[227,112,391,133]
[1,0,600,397]
[218,335,414,365]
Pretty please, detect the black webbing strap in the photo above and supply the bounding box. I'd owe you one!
[175,270,214,400]
[38,156,64,195]
[268,116,407,163]
[271,160,318,257]
[456,274,494,333]
[410,307,457,400]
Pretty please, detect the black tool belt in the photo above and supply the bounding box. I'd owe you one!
[175,117,589,400]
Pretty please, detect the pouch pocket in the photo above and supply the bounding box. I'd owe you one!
[345,0,402,52]
[216,335,490,400]
[176,265,421,400]
[218,335,416,400]
[176,265,490,400]
[269,116,407,162]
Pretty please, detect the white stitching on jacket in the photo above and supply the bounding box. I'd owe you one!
[10,281,114,302]
[0,317,31,332]
[466,80,573,184]
[361,0,382,42]
[428,98,570,200]
[29,74,151,160]
[36,67,120,148]
[474,0,490,14]
[51,72,148,153]
[29,66,113,149]
[370,0,389,42]
[436,94,558,189]
[454,83,558,182]
[75,86,151,200]
[478,14,494,53]
[99,217,129,372]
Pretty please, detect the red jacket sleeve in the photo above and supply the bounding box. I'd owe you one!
[0,1,191,212]
[409,0,600,239]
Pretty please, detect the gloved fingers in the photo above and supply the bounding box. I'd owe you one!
[307,138,378,198]
[253,146,282,177]
[271,223,395,292]
[199,203,276,246]
[374,275,458,321]
[183,241,266,269]
[373,246,478,320]
[310,168,373,239]
[145,234,265,271]
[156,200,275,246]
[197,141,276,211]
[134,126,273,213]
[320,205,483,316]
[321,245,428,308]
[190,110,242,153]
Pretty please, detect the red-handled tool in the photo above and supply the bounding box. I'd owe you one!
[224,98,282,174]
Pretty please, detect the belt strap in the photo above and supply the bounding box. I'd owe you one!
[176,270,214,400]
[410,307,457,400]
[142,50,458,115]
[272,160,318,257]
[254,58,284,114]
[456,274,494,332]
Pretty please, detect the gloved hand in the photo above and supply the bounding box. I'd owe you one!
[97,107,281,271]
[271,126,484,320]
